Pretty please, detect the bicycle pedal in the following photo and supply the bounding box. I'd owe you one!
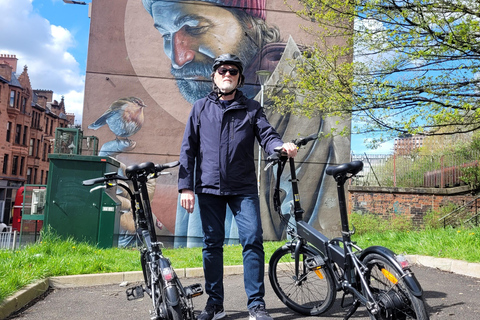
[305,255,325,269]
[184,283,203,298]
[126,285,145,300]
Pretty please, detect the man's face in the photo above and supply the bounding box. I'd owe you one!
[150,1,257,103]
[214,64,240,94]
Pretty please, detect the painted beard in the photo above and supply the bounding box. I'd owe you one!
[170,36,258,103]
[170,61,213,104]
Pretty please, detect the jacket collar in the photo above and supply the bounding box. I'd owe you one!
[207,90,247,107]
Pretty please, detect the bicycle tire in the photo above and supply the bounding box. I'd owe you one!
[175,279,196,320]
[362,253,429,320]
[141,249,151,288]
[268,243,336,315]
[167,301,183,320]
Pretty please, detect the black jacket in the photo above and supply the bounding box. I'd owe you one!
[178,90,283,195]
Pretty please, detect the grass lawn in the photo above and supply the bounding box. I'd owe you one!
[1,226,480,304]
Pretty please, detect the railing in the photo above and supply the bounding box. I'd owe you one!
[438,197,480,228]
[351,151,480,188]
[0,227,18,250]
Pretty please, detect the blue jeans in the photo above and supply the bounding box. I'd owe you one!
[197,193,265,309]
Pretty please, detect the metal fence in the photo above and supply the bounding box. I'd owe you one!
[0,226,18,250]
[351,151,480,188]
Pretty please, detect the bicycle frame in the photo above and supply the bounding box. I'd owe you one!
[83,161,202,320]
[271,146,424,318]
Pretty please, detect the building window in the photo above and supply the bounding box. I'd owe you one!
[11,155,18,175]
[45,171,49,184]
[43,143,47,161]
[20,157,25,176]
[14,124,22,144]
[34,168,38,184]
[22,97,27,113]
[36,139,40,158]
[23,126,28,145]
[40,170,44,184]
[9,90,15,107]
[29,138,34,156]
[2,154,8,174]
[6,122,11,142]
[26,168,32,184]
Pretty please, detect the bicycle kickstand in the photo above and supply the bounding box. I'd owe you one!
[343,298,360,320]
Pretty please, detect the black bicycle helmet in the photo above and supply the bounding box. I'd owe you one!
[212,53,244,75]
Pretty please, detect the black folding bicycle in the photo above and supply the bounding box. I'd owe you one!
[83,161,203,320]
[265,134,429,320]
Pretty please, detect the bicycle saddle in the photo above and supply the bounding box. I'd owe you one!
[125,162,155,176]
[326,161,363,177]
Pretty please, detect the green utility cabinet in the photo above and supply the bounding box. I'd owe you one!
[44,154,121,248]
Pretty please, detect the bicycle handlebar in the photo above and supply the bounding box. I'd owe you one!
[82,160,180,187]
[264,133,318,171]
[292,133,318,147]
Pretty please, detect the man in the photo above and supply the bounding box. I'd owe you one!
[178,54,297,320]
[141,0,283,102]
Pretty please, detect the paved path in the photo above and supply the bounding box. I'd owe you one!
[5,265,480,319]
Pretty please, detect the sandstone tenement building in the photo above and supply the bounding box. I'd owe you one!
[0,54,75,226]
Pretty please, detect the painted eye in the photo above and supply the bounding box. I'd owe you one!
[185,25,209,36]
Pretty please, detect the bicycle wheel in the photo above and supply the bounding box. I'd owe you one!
[362,253,429,320]
[268,243,336,315]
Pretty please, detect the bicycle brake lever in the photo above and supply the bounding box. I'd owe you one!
[264,162,274,172]
[90,185,106,193]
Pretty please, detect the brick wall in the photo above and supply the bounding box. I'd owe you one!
[348,185,478,226]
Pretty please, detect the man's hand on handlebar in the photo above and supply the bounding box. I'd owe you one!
[180,189,195,214]
[282,142,298,158]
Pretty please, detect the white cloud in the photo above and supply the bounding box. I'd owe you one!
[0,0,85,124]
[53,89,84,126]
[351,134,394,155]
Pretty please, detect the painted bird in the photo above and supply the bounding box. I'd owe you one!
[88,97,146,138]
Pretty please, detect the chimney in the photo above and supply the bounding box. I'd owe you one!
[0,54,18,73]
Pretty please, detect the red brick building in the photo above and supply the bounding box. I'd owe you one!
[394,134,425,155]
[0,54,75,226]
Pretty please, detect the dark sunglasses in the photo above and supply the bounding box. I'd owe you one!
[217,67,239,76]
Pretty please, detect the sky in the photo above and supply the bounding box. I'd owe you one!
[0,0,394,155]
[0,0,90,127]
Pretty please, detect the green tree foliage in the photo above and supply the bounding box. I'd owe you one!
[274,0,480,146]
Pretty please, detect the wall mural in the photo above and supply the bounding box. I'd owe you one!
[82,0,350,248]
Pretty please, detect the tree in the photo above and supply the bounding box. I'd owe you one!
[272,0,480,147]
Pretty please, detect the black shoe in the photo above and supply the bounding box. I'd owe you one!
[198,304,226,320]
[248,305,273,320]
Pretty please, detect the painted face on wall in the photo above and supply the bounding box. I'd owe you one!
[150,1,257,103]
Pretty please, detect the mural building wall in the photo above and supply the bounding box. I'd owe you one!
[83,0,351,247]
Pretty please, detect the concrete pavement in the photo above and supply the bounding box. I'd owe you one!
[2,255,480,319]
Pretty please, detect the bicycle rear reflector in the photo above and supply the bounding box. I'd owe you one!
[381,268,399,285]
